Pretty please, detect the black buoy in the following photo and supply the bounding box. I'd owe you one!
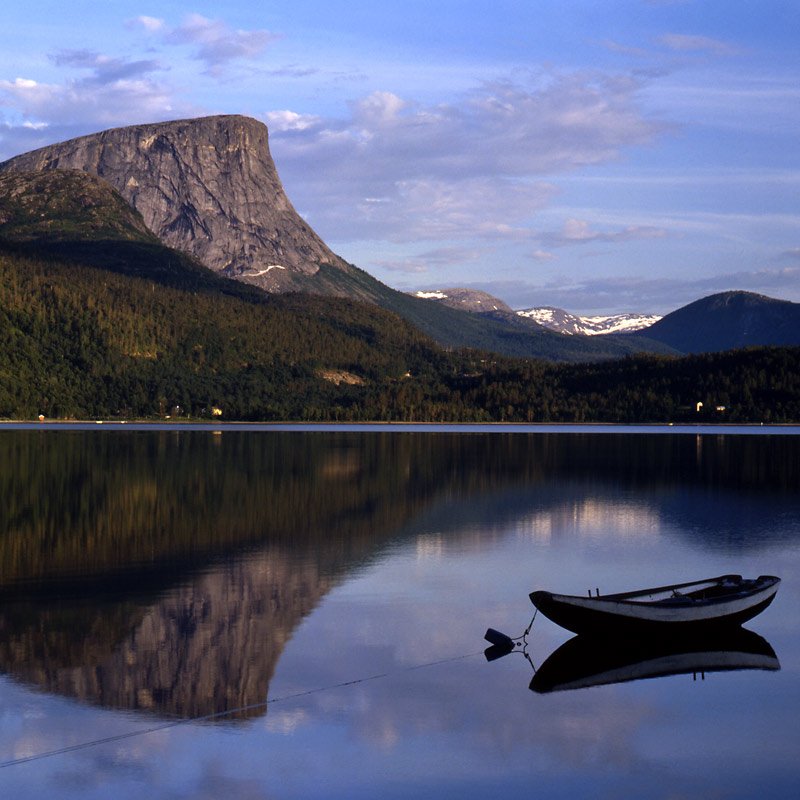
[484,628,515,649]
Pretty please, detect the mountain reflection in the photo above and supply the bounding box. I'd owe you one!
[0,430,797,720]
[0,547,332,719]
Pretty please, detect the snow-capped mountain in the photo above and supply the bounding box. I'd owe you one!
[516,307,662,335]
[410,288,513,313]
[411,289,661,336]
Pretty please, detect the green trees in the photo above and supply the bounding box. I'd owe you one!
[1,247,799,423]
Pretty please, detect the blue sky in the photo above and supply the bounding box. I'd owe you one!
[1,1,798,313]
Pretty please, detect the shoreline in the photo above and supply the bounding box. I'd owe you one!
[2,420,799,434]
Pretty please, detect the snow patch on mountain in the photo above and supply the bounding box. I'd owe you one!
[411,289,661,335]
[516,307,661,335]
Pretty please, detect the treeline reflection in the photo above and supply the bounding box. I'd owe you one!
[0,431,797,719]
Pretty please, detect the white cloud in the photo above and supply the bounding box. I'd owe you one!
[126,16,165,33]
[0,52,193,159]
[263,110,321,132]
[0,55,175,126]
[268,70,665,245]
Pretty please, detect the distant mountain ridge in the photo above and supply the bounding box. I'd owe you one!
[634,291,800,353]
[411,286,800,352]
[517,306,662,335]
[410,288,661,335]
[1,172,798,423]
[0,121,671,362]
[2,117,795,360]
[411,288,513,313]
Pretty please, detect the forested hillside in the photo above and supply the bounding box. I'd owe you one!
[0,246,449,419]
[1,169,798,423]
[1,245,798,422]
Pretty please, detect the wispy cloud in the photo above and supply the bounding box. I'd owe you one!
[657,33,743,56]
[125,16,165,33]
[165,14,280,72]
[474,267,800,314]
[537,218,671,248]
[529,250,557,262]
[50,50,163,86]
[410,246,486,267]
[268,70,666,245]
[372,258,430,274]
[598,39,652,58]
[366,244,493,276]
[125,12,280,74]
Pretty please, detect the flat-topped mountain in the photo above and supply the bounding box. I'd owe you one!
[0,115,347,292]
[2,133,669,361]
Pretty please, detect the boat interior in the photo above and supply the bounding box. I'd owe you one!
[606,576,746,604]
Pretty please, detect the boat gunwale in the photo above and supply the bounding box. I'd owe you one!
[528,575,781,634]
[540,574,779,609]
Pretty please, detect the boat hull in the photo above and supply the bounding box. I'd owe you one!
[530,575,780,636]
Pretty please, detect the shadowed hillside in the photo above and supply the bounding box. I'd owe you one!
[0,117,671,362]
[636,291,800,353]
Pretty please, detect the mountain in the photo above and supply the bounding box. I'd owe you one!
[517,306,662,335]
[0,168,156,243]
[0,115,346,293]
[636,291,800,353]
[411,288,513,313]
[1,169,468,419]
[0,115,672,363]
[1,197,798,422]
[412,291,662,335]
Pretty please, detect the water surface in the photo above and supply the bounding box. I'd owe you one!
[0,429,798,798]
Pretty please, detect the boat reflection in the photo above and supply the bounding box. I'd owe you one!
[527,628,779,694]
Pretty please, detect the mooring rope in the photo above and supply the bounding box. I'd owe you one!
[0,650,482,769]
[523,609,538,639]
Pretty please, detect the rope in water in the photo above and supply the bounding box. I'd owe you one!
[0,650,482,769]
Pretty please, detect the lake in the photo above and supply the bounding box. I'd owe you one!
[1,426,798,798]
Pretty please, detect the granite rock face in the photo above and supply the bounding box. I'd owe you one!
[0,115,346,292]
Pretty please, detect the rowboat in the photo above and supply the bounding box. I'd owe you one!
[529,628,780,694]
[529,574,780,636]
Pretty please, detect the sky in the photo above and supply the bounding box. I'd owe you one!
[1,1,799,314]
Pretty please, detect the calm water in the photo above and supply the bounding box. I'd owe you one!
[0,428,798,798]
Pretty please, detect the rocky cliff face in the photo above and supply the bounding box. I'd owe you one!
[0,115,347,292]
